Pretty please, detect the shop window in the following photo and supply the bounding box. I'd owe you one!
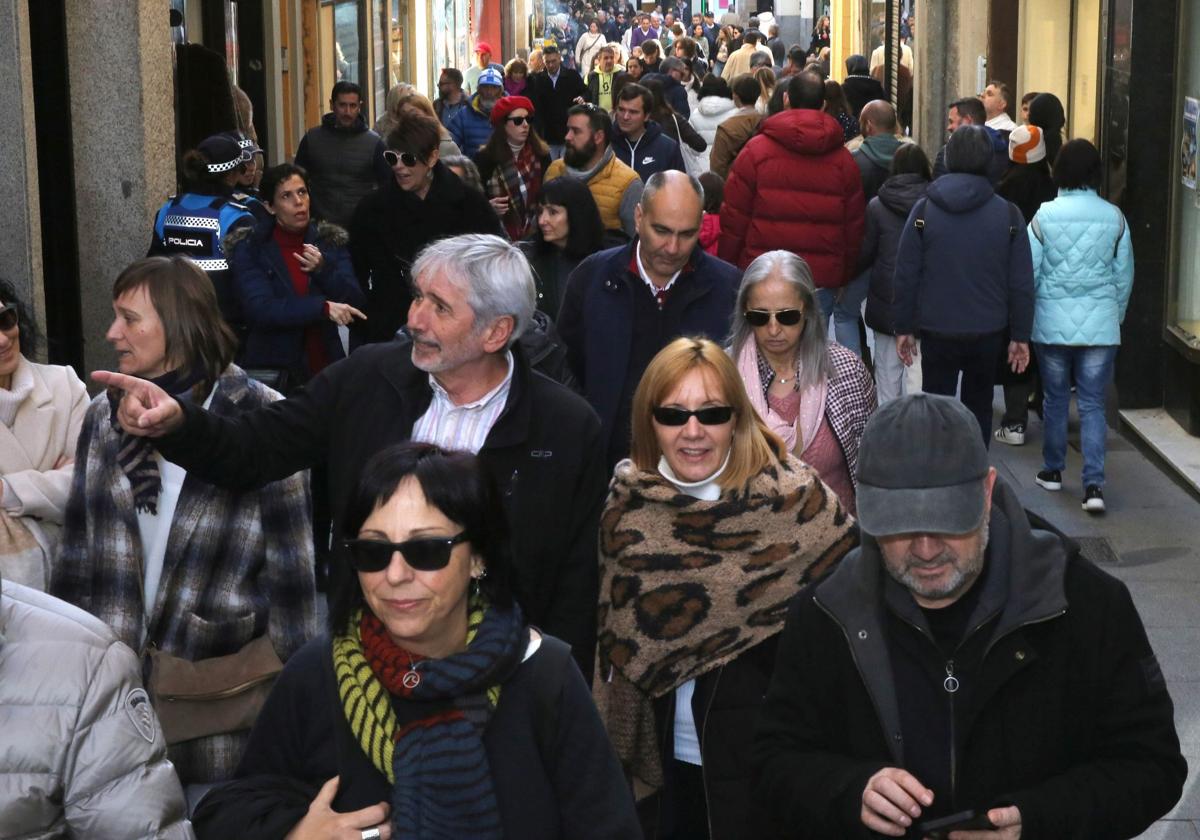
[1168,0,1200,349]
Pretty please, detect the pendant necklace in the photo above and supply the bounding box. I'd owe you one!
[401,653,421,689]
[773,370,794,385]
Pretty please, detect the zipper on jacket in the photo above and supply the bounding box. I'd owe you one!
[698,666,723,840]
[943,659,959,804]
[157,671,276,702]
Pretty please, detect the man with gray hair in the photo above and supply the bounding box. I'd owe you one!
[558,170,740,464]
[94,234,607,679]
[756,392,1186,839]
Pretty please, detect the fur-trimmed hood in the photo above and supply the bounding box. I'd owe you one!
[224,217,349,254]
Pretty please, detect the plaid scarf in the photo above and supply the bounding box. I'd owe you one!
[333,596,526,839]
[488,143,544,241]
[106,367,208,514]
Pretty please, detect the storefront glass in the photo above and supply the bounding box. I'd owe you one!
[1168,0,1200,349]
[432,0,471,89]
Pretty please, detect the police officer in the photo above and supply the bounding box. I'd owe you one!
[149,133,256,329]
[226,130,272,225]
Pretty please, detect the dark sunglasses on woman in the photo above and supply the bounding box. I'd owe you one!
[341,533,468,572]
[506,116,529,126]
[652,406,734,426]
[383,150,421,168]
[0,304,17,333]
[744,308,803,327]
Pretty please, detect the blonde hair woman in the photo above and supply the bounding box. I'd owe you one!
[595,336,856,839]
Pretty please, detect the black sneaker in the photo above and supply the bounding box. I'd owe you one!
[1082,485,1106,514]
[1035,469,1062,491]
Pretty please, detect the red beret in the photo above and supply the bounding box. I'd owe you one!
[490,95,536,127]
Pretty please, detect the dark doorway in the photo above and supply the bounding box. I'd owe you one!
[988,0,1019,112]
[28,0,83,370]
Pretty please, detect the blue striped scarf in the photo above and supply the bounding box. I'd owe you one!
[390,600,524,837]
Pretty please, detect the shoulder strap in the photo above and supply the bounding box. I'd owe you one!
[1114,212,1126,259]
[912,197,928,237]
[1030,216,1044,245]
[1006,201,1024,242]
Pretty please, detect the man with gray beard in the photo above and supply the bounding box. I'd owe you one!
[754,393,1185,840]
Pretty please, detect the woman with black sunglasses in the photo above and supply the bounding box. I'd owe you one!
[193,441,639,840]
[348,112,502,343]
[476,95,551,242]
[730,250,876,516]
[0,280,88,590]
[595,337,856,839]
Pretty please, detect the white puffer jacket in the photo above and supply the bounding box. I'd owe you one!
[689,95,739,172]
[0,578,193,839]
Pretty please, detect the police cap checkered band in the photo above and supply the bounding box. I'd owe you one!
[197,134,250,173]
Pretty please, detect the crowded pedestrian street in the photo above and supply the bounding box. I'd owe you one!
[2,1,1200,838]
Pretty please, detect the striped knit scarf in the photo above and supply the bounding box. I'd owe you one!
[106,367,207,514]
[333,596,525,839]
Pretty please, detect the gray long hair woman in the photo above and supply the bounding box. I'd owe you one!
[729,250,877,514]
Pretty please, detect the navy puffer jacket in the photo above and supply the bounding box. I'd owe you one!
[859,173,929,335]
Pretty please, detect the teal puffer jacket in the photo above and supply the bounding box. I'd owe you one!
[1029,189,1133,346]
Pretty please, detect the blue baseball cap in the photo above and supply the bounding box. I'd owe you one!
[478,68,504,88]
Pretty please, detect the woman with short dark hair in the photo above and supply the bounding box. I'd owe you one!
[193,442,640,839]
[349,112,502,342]
[518,177,605,319]
[227,163,367,386]
[1028,139,1133,513]
[52,255,319,790]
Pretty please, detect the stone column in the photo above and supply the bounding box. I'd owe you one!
[0,0,44,351]
[65,2,175,375]
[912,0,988,157]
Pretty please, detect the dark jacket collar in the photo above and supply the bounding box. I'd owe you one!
[376,339,536,450]
[811,479,1070,763]
[321,111,369,133]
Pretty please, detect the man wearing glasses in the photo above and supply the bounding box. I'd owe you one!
[558,171,740,465]
[97,234,607,681]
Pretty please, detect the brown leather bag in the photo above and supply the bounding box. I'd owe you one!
[148,635,283,745]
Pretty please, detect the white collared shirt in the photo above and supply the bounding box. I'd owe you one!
[411,351,515,454]
[636,241,682,297]
[986,113,1018,133]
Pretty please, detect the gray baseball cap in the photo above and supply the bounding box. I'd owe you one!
[855,394,991,537]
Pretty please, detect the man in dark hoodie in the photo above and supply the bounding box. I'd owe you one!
[613,83,686,180]
[893,126,1034,443]
[932,96,1010,184]
[294,81,391,227]
[852,100,904,202]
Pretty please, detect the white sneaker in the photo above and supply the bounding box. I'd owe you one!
[994,423,1026,446]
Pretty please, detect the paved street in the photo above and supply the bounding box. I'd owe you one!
[986,394,1200,839]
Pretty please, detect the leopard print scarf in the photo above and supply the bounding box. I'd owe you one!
[594,454,857,793]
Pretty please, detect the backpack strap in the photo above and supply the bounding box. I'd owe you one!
[1005,200,1024,241]
[1114,212,1126,259]
[1030,216,1044,245]
[912,197,928,237]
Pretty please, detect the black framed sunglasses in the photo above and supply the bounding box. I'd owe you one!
[340,533,468,573]
[383,149,421,168]
[506,116,529,126]
[652,405,734,426]
[0,304,17,333]
[744,308,803,327]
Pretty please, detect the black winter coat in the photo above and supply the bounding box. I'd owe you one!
[996,161,1057,224]
[154,342,606,679]
[348,163,502,343]
[754,481,1186,839]
[858,173,929,335]
[527,68,591,145]
[192,634,641,840]
[644,637,785,840]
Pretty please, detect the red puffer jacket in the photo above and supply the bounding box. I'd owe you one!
[718,109,866,287]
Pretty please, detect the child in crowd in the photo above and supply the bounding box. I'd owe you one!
[699,171,723,255]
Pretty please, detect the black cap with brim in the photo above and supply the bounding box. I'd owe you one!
[856,480,988,537]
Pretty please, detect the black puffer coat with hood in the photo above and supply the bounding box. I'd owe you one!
[859,172,929,335]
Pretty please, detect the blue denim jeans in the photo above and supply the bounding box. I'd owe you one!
[815,272,870,356]
[1035,344,1117,488]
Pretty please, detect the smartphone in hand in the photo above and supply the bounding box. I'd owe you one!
[916,809,996,839]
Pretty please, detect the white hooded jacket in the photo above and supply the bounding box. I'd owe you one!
[688,95,739,172]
